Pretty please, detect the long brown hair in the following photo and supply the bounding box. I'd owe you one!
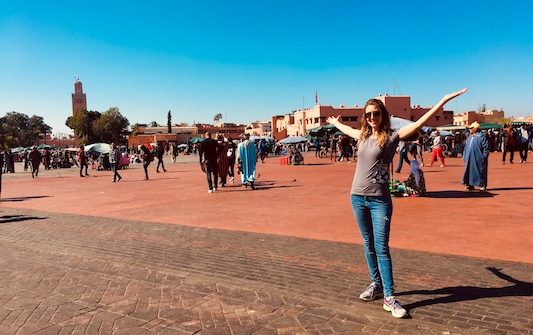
[359,98,391,148]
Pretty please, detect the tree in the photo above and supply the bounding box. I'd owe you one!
[66,110,101,144]
[214,113,223,123]
[92,107,130,143]
[149,121,159,127]
[0,111,52,148]
[167,110,172,133]
[66,108,128,144]
[28,115,52,145]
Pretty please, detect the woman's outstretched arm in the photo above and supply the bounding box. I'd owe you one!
[399,88,468,140]
[327,115,361,139]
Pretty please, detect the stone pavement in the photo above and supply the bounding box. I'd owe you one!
[0,207,531,335]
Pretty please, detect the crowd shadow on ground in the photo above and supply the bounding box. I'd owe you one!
[425,190,495,198]
[400,267,533,310]
[302,163,334,166]
[0,214,47,224]
[488,187,533,191]
[218,180,301,192]
[0,195,51,202]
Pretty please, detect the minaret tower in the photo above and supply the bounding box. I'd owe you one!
[71,78,87,115]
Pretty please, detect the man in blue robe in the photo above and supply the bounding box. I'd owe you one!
[462,121,489,191]
[237,134,257,189]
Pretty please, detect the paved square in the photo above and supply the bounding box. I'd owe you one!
[0,153,532,334]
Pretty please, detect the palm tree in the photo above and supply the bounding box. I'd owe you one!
[214,113,223,123]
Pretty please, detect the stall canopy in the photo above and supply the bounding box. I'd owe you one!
[188,137,204,144]
[84,143,112,154]
[278,136,309,144]
[306,124,339,136]
[437,123,502,131]
[390,116,432,133]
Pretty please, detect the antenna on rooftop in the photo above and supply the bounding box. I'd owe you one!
[393,79,401,95]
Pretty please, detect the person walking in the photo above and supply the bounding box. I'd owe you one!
[236,133,258,189]
[394,140,410,173]
[428,130,446,167]
[329,136,338,162]
[199,132,219,193]
[77,145,89,177]
[216,134,230,187]
[139,144,153,180]
[5,150,14,173]
[29,147,42,178]
[518,124,530,163]
[171,143,179,163]
[155,142,167,173]
[462,121,489,191]
[409,137,425,166]
[314,138,321,158]
[227,137,237,183]
[23,150,29,171]
[327,88,467,318]
[501,124,517,164]
[109,143,122,182]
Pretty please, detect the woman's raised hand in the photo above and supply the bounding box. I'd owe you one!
[327,115,341,125]
[443,88,468,103]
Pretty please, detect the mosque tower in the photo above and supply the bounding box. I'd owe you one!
[71,78,87,115]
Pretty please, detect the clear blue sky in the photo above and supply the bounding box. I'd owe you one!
[1,0,532,135]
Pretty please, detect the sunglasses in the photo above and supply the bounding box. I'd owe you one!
[365,111,381,119]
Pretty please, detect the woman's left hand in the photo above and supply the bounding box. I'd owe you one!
[327,115,340,125]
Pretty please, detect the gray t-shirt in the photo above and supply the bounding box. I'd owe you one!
[350,130,400,196]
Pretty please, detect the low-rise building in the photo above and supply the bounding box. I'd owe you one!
[127,125,197,147]
[196,123,246,140]
[244,121,272,137]
[272,94,453,140]
[453,109,505,126]
[127,122,247,147]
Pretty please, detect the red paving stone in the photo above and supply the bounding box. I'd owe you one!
[1,152,532,263]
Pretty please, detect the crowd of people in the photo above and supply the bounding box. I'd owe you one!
[0,147,80,176]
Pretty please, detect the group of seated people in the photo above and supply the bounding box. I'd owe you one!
[391,160,426,197]
[287,145,304,165]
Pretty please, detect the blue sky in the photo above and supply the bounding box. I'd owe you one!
[1,0,532,135]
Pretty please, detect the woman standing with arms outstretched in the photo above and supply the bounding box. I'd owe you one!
[327,88,467,318]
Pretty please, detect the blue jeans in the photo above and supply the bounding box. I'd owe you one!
[350,194,395,297]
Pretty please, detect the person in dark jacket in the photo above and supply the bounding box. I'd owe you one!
[155,142,166,173]
[139,144,152,180]
[77,145,89,177]
[29,147,42,178]
[227,137,237,183]
[501,124,517,164]
[199,132,219,193]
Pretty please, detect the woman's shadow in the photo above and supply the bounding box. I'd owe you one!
[398,267,533,310]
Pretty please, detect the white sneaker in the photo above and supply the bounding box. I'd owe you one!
[383,297,407,318]
[208,190,213,193]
